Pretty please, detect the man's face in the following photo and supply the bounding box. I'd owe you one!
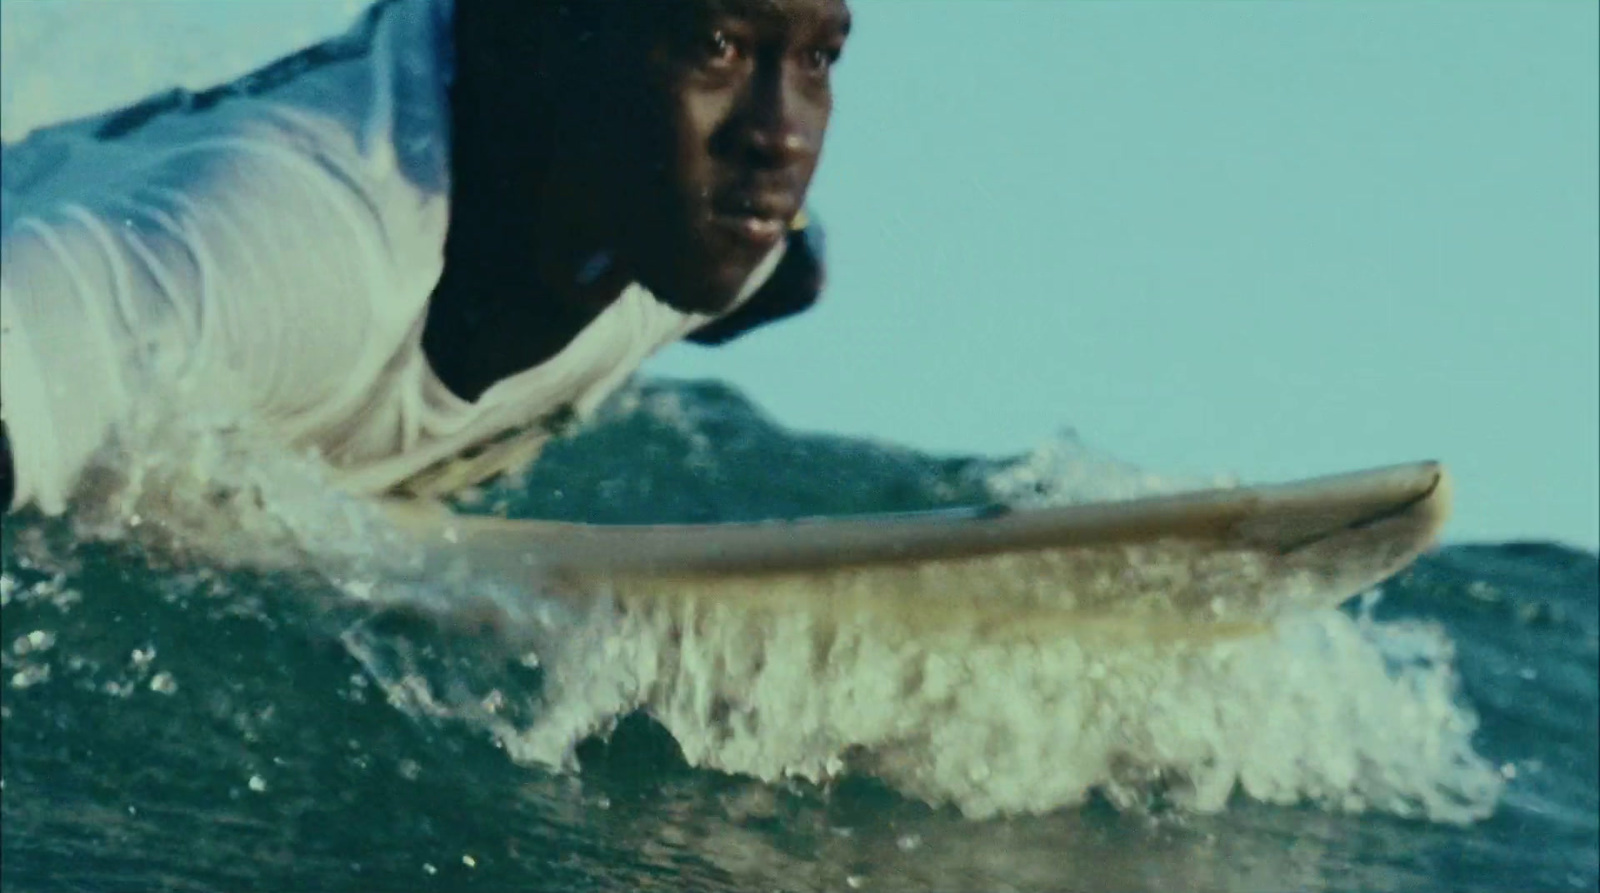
[614,0,851,313]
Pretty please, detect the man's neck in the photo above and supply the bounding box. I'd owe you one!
[422,5,629,403]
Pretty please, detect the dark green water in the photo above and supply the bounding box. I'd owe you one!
[3,381,1596,893]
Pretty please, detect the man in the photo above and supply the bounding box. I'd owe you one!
[0,0,847,513]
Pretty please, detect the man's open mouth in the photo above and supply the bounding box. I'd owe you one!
[710,194,795,248]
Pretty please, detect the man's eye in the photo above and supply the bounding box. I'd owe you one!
[702,29,744,67]
[805,45,843,73]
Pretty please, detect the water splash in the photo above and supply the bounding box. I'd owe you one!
[490,583,1502,824]
[10,382,1504,828]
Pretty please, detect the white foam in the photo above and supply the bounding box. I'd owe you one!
[493,586,1502,824]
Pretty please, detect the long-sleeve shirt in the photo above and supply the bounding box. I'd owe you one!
[0,0,824,514]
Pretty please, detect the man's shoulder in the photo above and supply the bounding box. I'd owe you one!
[4,0,454,214]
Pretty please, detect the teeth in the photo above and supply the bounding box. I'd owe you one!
[716,209,786,242]
[741,217,783,239]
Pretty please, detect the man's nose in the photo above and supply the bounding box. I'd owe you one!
[737,64,815,167]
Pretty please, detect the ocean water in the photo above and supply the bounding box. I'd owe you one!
[1,379,1596,893]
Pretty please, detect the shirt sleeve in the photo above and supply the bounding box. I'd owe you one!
[0,0,452,515]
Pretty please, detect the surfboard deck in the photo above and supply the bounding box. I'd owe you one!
[383,461,1452,644]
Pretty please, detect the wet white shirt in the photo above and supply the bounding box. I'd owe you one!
[0,0,783,514]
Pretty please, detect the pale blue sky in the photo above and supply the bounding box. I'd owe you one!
[3,1,1596,548]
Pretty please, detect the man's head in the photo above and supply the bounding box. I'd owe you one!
[540,0,851,314]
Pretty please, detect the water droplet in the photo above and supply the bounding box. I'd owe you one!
[481,690,505,713]
[14,630,55,655]
[10,665,50,689]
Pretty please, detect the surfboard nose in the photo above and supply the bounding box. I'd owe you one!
[1233,461,1450,553]
[1231,461,1452,620]
[1418,463,1453,548]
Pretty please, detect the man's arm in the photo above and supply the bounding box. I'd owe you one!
[0,0,451,515]
[687,217,826,346]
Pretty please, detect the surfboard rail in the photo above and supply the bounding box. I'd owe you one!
[379,461,1452,640]
[386,461,1450,576]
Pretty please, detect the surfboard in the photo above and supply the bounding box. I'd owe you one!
[382,461,1452,644]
